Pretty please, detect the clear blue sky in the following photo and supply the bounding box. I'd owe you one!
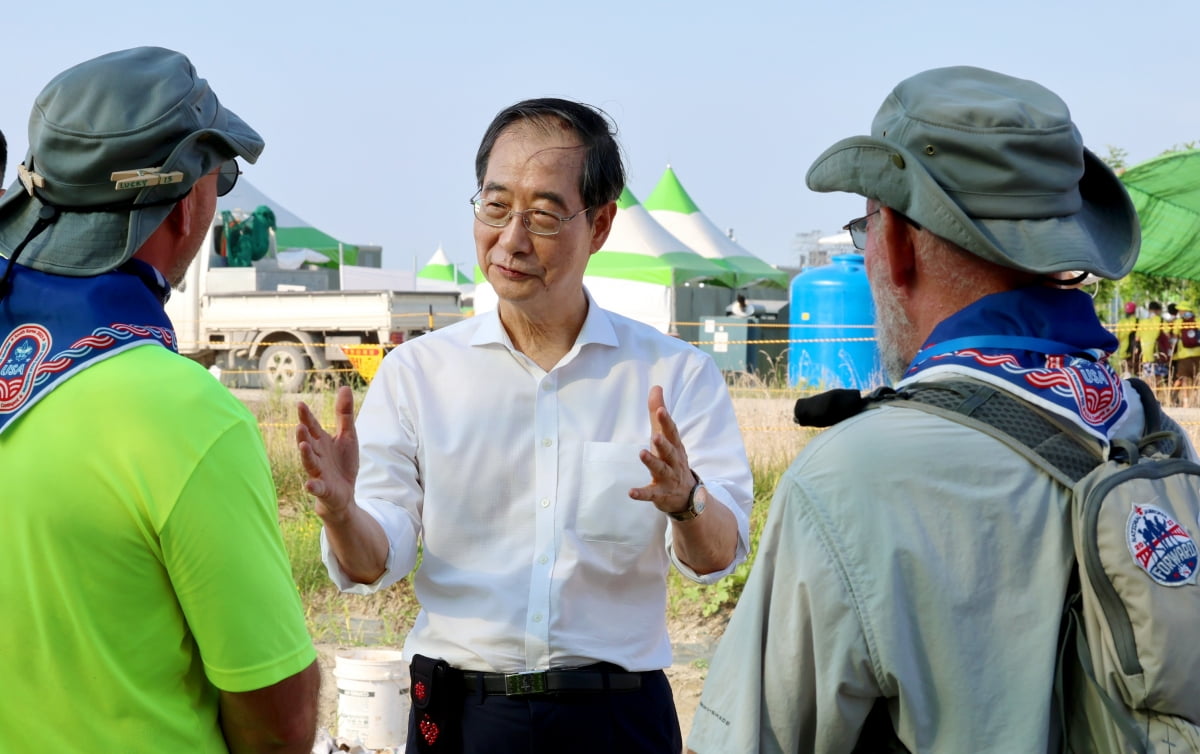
[1,1,1196,272]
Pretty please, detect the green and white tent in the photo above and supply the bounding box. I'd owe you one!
[218,178,371,267]
[644,165,788,288]
[418,245,473,291]
[587,186,735,288]
[587,187,734,333]
[1119,149,1200,281]
[473,187,732,333]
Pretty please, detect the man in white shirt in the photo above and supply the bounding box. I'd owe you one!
[297,98,753,753]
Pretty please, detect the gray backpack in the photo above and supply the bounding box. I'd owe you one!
[879,378,1200,753]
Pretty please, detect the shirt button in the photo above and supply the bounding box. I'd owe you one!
[542,438,552,447]
[538,555,548,564]
[540,498,550,508]
[532,614,543,623]
[542,383,553,391]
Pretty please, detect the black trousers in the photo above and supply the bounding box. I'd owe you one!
[407,668,682,754]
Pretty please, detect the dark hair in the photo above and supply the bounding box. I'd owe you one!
[0,129,6,185]
[1149,301,1162,311]
[474,98,625,217]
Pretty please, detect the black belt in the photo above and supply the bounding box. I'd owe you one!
[460,663,644,696]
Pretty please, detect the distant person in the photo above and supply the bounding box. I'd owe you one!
[1165,302,1181,388]
[296,97,754,753]
[728,292,756,317]
[687,65,1193,753]
[1170,302,1200,406]
[0,47,319,752]
[1115,300,1139,375]
[1136,300,1168,386]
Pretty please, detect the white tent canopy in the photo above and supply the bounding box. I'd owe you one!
[644,165,787,288]
[417,245,475,294]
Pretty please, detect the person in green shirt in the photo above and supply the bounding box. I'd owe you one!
[0,47,319,753]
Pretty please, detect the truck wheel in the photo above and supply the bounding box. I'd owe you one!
[259,343,310,392]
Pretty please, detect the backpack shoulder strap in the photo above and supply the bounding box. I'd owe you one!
[1126,376,1164,434]
[874,378,1106,488]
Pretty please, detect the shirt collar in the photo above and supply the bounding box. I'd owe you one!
[469,287,620,351]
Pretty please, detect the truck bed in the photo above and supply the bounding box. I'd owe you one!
[200,288,461,333]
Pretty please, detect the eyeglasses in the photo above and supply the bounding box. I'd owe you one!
[470,191,590,236]
[843,209,880,251]
[216,159,241,197]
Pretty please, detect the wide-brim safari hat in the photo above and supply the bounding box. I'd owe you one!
[806,65,1139,280]
[0,46,264,276]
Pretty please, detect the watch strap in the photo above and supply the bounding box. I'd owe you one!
[668,472,705,522]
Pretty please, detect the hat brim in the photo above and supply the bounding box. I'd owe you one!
[0,109,263,277]
[805,137,1140,279]
[0,190,173,276]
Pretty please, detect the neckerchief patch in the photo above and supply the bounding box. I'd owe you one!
[897,287,1126,445]
[0,259,176,435]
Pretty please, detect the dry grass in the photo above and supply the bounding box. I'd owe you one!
[250,388,422,643]
[254,377,1200,644]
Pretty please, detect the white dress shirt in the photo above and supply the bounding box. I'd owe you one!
[322,294,753,672]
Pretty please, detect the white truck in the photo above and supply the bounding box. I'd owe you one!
[165,244,461,391]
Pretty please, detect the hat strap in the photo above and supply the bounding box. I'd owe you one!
[0,205,60,300]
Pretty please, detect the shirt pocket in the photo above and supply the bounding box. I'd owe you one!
[576,441,660,548]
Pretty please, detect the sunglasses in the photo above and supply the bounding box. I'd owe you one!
[842,208,923,250]
[842,210,880,251]
[216,159,241,197]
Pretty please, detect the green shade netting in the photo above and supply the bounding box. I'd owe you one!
[1121,149,1200,281]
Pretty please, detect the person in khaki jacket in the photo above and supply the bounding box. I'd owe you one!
[686,65,1167,754]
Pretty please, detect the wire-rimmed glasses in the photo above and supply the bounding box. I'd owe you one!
[470,191,590,236]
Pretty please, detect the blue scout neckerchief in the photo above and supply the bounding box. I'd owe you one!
[898,286,1127,445]
[0,258,176,435]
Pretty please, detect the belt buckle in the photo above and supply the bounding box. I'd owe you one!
[503,670,548,696]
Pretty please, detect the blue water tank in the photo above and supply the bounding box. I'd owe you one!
[788,253,883,389]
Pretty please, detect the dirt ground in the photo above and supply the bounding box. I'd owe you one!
[314,611,723,747]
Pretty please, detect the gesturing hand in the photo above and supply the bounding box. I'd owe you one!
[295,385,359,522]
[629,385,696,514]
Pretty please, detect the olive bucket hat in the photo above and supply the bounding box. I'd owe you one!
[805,66,1139,279]
[0,46,264,278]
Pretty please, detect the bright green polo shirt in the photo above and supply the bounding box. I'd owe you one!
[0,345,315,752]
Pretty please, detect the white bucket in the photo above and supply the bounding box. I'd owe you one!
[333,648,410,749]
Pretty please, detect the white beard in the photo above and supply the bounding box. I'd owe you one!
[871,278,915,384]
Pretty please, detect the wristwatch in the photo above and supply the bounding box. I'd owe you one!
[668,473,706,522]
